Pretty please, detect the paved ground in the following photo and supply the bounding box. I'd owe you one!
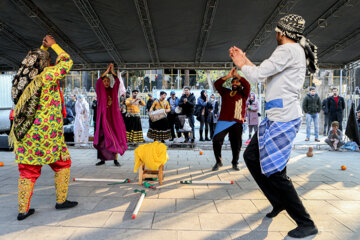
[1,140,360,240]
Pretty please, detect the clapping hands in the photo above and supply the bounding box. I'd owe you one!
[229,46,254,69]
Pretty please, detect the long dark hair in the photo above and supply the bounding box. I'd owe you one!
[200,90,206,101]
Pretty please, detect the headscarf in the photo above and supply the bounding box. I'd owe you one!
[275,14,318,73]
[10,49,50,142]
[200,90,207,101]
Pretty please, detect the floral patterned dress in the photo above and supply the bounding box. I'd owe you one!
[15,45,73,165]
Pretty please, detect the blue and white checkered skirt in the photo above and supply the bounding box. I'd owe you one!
[258,117,302,177]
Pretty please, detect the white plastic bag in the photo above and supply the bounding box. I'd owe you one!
[182,118,192,132]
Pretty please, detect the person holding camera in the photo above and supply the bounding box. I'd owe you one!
[125,89,145,143]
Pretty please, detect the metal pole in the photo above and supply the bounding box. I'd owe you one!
[258,82,262,116]
[340,69,343,96]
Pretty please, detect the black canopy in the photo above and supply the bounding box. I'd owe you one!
[0,0,359,70]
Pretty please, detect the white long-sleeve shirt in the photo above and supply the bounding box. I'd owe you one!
[241,43,306,122]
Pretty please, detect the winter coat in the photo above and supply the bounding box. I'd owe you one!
[322,98,329,115]
[167,96,179,114]
[179,93,196,116]
[246,93,259,126]
[327,96,345,122]
[302,93,321,114]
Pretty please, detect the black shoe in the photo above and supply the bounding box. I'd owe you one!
[212,163,220,171]
[199,138,204,141]
[114,160,120,167]
[219,162,223,167]
[161,140,165,143]
[170,138,174,141]
[232,165,240,171]
[95,161,105,166]
[184,138,189,143]
[17,208,35,221]
[205,138,211,141]
[191,139,195,143]
[55,200,78,210]
[266,207,284,218]
[288,225,318,238]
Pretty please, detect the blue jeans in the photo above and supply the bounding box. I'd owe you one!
[306,113,319,139]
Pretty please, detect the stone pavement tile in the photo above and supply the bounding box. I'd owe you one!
[139,198,175,213]
[28,195,57,209]
[0,193,18,209]
[297,190,340,200]
[0,184,17,195]
[238,181,261,190]
[176,199,217,213]
[178,230,231,240]
[282,231,341,240]
[326,190,360,200]
[229,230,284,240]
[331,231,359,240]
[327,200,360,214]
[312,214,353,233]
[251,200,272,213]
[198,213,250,231]
[296,174,334,182]
[14,226,77,240]
[208,183,242,190]
[57,210,112,227]
[0,224,30,240]
[70,229,178,240]
[330,213,360,232]
[324,181,360,190]
[8,208,71,226]
[159,189,194,199]
[194,189,231,200]
[103,212,154,229]
[65,196,103,211]
[215,200,259,214]
[302,200,343,214]
[243,213,296,232]
[94,197,137,212]
[293,181,336,190]
[228,189,267,200]
[67,186,97,197]
[88,186,129,197]
[219,174,251,182]
[152,212,201,230]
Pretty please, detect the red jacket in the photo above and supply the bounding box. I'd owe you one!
[214,77,250,124]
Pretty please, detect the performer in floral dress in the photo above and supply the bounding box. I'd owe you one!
[10,35,78,221]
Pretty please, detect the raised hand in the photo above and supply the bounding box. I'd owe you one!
[229,46,246,68]
[224,67,236,80]
[42,35,56,48]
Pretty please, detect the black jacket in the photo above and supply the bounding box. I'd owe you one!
[302,93,321,114]
[146,99,154,112]
[66,100,76,117]
[179,93,196,116]
[322,98,329,115]
[327,96,345,121]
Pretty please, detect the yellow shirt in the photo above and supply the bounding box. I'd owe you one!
[126,97,145,114]
[14,44,73,165]
[150,99,170,112]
